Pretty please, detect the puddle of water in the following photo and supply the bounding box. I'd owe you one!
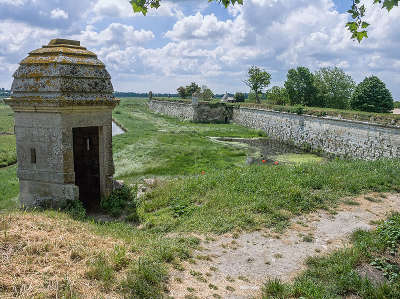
[112,121,125,136]
[212,137,324,165]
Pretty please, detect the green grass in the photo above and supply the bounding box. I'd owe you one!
[139,159,400,234]
[262,213,400,298]
[0,165,18,210]
[0,101,14,133]
[0,135,16,167]
[112,98,262,184]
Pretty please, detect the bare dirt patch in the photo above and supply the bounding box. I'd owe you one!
[168,193,400,299]
[0,212,134,299]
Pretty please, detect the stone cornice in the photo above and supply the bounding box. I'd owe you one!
[4,97,119,112]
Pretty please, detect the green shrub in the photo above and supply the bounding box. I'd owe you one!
[351,76,394,113]
[314,67,355,109]
[376,213,400,255]
[199,85,214,101]
[284,66,319,107]
[266,86,289,106]
[234,92,245,102]
[262,279,287,298]
[64,200,86,220]
[247,92,264,103]
[394,102,400,109]
[100,185,138,220]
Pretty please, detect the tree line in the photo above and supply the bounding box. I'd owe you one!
[245,65,394,113]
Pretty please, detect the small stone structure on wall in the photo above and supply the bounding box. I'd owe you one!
[149,99,232,124]
[148,99,400,160]
[5,39,119,210]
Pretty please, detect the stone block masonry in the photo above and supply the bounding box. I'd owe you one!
[233,108,400,160]
[149,100,194,120]
[149,100,233,123]
[148,99,400,160]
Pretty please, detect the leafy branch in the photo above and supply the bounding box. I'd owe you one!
[130,0,243,15]
[347,0,399,42]
[130,0,398,42]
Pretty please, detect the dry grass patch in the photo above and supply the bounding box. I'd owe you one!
[0,212,135,298]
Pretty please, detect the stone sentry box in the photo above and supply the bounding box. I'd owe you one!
[5,39,119,210]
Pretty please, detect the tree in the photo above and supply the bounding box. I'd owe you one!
[266,86,289,106]
[199,85,214,101]
[129,0,398,42]
[284,67,319,107]
[185,82,201,97]
[177,86,187,99]
[314,67,356,109]
[243,66,271,104]
[234,92,245,102]
[350,76,394,113]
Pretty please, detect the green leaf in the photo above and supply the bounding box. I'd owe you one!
[361,22,370,29]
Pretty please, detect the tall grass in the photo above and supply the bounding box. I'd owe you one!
[139,159,400,233]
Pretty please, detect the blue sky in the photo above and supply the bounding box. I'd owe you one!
[0,0,399,99]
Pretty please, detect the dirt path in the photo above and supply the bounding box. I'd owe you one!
[168,193,400,299]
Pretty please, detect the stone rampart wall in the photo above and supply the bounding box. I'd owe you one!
[233,107,400,160]
[148,100,400,160]
[148,100,194,120]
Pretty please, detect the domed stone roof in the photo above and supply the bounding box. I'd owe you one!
[10,39,116,104]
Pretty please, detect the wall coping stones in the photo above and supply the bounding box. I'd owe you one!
[238,106,400,130]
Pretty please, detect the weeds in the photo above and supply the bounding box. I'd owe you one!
[100,185,138,220]
[262,213,400,298]
[122,257,167,299]
[85,254,115,290]
[63,200,86,220]
[141,159,400,233]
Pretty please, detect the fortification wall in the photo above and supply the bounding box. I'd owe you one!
[149,100,232,123]
[148,100,194,120]
[148,100,400,160]
[233,107,400,160]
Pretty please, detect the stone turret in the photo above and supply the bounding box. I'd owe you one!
[5,39,119,210]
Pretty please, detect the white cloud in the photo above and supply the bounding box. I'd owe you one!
[0,0,399,98]
[76,23,154,48]
[50,8,69,20]
[92,0,183,21]
[0,0,25,6]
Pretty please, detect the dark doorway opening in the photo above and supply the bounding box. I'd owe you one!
[73,126,101,211]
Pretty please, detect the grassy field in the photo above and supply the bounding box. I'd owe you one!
[0,134,16,167]
[138,159,400,234]
[0,165,18,210]
[263,213,400,298]
[0,100,14,134]
[1,97,400,297]
[112,98,264,184]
